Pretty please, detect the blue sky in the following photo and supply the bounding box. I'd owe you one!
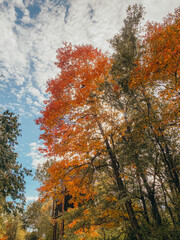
[0,0,179,204]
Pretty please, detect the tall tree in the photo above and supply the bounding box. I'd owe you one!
[37,43,112,203]
[36,5,180,240]
[0,110,31,212]
[129,3,180,206]
[108,4,180,237]
[36,40,144,239]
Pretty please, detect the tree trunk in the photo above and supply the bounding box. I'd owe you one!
[137,173,150,224]
[97,120,142,240]
[140,172,162,226]
[53,222,57,240]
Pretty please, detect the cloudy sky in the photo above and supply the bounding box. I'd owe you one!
[0,0,179,203]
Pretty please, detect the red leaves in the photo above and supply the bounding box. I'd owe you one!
[36,43,112,205]
[37,43,112,156]
[131,6,180,89]
[129,7,180,132]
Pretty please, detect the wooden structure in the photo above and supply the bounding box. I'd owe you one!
[52,184,73,240]
[52,198,64,240]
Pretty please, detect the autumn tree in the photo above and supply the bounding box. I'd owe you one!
[36,4,180,240]
[36,38,145,239]
[130,6,180,194]
[129,5,180,224]
[107,4,180,238]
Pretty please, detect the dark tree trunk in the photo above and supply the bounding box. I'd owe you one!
[97,120,142,240]
[53,222,57,240]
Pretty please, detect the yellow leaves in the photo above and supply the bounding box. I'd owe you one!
[106,196,118,202]
[104,222,115,229]
[41,199,52,212]
[132,203,142,212]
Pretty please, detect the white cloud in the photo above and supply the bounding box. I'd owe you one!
[26,96,33,105]
[0,0,179,117]
[26,196,39,201]
[142,0,180,22]
[28,141,48,168]
[0,0,179,121]
[30,105,40,115]
[28,85,44,103]
[0,3,28,82]
[15,0,25,9]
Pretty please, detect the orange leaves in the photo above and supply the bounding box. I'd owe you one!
[0,237,8,240]
[38,156,96,207]
[68,219,79,229]
[36,43,112,158]
[76,226,100,239]
[36,43,115,208]
[130,6,180,89]
[67,207,101,238]
[53,43,110,105]
[128,7,180,132]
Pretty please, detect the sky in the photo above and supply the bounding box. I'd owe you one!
[0,0,179,204]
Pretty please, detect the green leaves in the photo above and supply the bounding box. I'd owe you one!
[0,110,31,213]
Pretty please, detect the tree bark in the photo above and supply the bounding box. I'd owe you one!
[140,172,162,226]
[97,120,142,240]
